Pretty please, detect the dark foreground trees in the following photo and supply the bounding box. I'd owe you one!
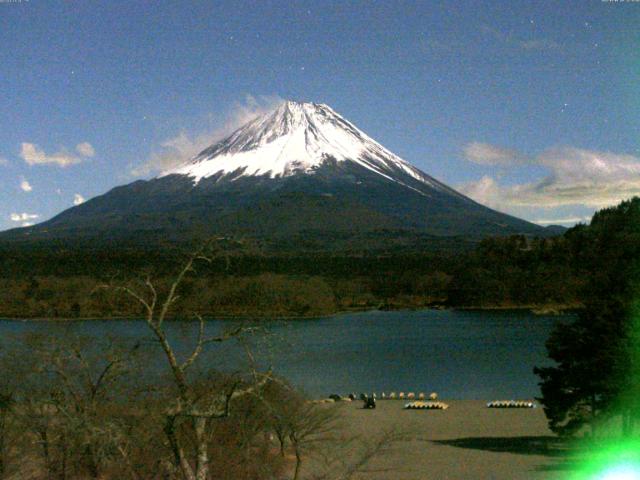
[535,197,640,437]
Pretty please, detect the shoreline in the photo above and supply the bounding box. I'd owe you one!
[0,303,581,322]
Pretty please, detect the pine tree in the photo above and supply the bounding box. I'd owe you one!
[535,197,640,436]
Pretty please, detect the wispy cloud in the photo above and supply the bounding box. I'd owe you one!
[73,193,85,206]
[459,175,503,207]
[463,142,529,166]
[75,142,95,157]
[480,24,560,51]
[19,177,32,192]
[0,157,8,166]
[131,95,283,177]
[10,212,39,227]
[10,213,38,222]
[520,39,561,51]
[20,141,95,167]
[418,37,458,54]
[459,145,640,210]
[533,216,591,226]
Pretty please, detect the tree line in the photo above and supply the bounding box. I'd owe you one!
[0,233,586,319]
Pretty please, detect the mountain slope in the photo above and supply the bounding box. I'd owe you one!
[1,101,550,249]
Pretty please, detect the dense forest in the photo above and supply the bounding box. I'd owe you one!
[0,223,587,319]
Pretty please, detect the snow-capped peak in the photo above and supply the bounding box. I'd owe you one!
[162,100,444,192]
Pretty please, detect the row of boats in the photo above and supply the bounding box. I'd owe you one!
[325,394,537,409]
[404,400,536,410]
[486,400,536,408]
[334,392,440,401]
[404,401,449,410]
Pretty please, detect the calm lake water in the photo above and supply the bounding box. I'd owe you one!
[0,309,569,399]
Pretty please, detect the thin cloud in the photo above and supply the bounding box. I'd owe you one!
[76,142,95,157]
[21,143,80,167]
[19,178,33,192]
[534,216,590,226]
[463,142,529,166]
[73,193,85,205]
[131,95,284,177]
[0,157,8,166]
[418,38,457,54]
[458,175,503,207]
[480,24,560,51]
[20,141,95,167]
[10,212,39,226]
[520,39,561,51]
[459,145,640,209]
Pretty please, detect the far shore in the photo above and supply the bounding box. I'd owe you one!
[0,303,580,322]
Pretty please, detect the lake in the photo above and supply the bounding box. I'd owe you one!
[0,309,568,399]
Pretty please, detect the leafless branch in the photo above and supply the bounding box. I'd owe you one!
[179,314,206,373]
[157,245,212,328]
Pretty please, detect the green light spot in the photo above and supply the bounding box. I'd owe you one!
[570,440,640,480]
[597,463,640,480]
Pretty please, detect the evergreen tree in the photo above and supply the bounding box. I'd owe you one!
[535,197,640,436]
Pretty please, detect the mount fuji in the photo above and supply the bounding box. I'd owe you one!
[3,101,550,249]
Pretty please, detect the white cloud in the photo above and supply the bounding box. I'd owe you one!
[10,212,39,222]
[459,145,640,211]
[73,193,85,206]
[0,157,8,166]
[130,131,211,177]
[533,216,591,226]
[20,143,82,167]
[463,142,529,166]
[537,147,640,188]
[131,95,283,176]
[19,178,32,192]
[458,175,503,206]
[75,142,95,157]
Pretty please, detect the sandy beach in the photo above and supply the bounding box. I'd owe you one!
[315,399,567,480]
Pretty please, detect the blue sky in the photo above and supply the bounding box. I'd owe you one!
[1,0,639,230]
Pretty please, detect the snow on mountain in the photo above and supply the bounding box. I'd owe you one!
[162,101,447,194]
[0,101,551,245]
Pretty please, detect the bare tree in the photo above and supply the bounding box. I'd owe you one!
[111,242,272,480]
[11,333,139,480]
[287,403,340,480]
[261,381,340,480]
